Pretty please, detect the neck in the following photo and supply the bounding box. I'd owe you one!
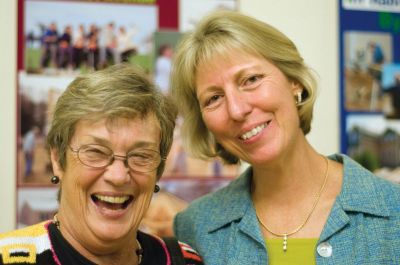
[251,142,331,239]
[252,139,323,206]
[53,214,141,265]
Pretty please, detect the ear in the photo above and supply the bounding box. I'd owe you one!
[290,81,303,95]
[50,148,64,180]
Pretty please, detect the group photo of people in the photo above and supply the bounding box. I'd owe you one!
[24,0,157,74]
[31,22,139,72]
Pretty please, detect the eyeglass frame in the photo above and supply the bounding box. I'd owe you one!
[69,144,165,173]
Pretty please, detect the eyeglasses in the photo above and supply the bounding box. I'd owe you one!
[69,144,164,173]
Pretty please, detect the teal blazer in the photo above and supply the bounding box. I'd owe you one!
[174,154,400,264]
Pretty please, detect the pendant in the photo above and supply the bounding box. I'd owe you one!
[283,234,288,252]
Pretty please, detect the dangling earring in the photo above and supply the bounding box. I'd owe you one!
[51,175,60,184]
[154,184,160,193]
[296,91,302,105]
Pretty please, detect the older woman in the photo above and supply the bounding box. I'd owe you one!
[171,10,400,265]
[0,64,203,265]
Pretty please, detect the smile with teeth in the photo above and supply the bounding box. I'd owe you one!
[94,195,130,203]
[240,123,268,140]
[92,194,133,210]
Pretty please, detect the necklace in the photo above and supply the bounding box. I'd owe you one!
[52,214,143,264]
[255,156,329,252]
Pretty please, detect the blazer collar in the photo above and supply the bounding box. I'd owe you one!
[332,154,390,217]
[206,166,256,233]
[319,154,392,242]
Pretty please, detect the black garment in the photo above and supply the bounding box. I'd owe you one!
[49,223,96,265]
[49,223,199,265]
[0,221,203,265]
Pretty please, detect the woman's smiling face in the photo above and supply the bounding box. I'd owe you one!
[51,115,160,252]
[196,52,303,166]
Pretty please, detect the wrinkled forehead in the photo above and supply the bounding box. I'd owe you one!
[73,113,160,138]
[105,113,160,130]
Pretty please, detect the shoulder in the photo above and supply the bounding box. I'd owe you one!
[0,221,53,264]
[332,154,400,214]
[174,169,254,249]
[0,221,50,240]
[342,154,400,194]
[137,231,203,265]
[176,240,204,265]
[329,155,400,261]
[175,169,251,225]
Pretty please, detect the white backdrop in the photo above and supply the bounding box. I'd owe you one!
[0,0,17,232]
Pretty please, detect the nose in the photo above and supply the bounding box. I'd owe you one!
[225,89,252,121]
[103,155,130,185]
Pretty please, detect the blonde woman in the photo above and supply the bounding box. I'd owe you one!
[171,10,400,265]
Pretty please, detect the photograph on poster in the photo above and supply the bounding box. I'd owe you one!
[346,114,400,184]
[381,64,400,119]
[19,72,74,185]
[153,31,182,94]
[344,31,392,112]
[17,187,59,228]
[24,0,157,74]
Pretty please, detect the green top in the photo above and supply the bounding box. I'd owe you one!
[265,238,318,265]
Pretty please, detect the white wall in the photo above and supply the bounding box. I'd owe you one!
[0,0,17,232]
[240,0,339,155]
[0,0,339,233]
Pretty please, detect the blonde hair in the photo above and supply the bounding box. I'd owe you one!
[171,10,317,164]
[47,63,177,179]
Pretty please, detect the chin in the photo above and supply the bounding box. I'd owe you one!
[90,219,133,242]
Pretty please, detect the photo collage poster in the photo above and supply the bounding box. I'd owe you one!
[17,0,238,235]
[340,0,400,184]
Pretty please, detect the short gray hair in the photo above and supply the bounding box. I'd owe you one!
[47,63,177,178]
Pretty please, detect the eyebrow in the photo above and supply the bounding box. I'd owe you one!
[82,136,159,150]
[233,67,251,84]
[198,64,261,95]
